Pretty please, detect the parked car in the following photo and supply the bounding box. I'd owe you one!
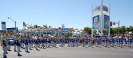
[0,36,3,43]
[6,37,15,45]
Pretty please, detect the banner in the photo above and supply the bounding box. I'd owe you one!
[92,15,100,29]
[104,15,110,29]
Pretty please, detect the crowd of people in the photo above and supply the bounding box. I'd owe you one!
[1,33,133,58]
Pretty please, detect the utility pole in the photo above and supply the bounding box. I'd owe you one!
[118,21,120,35]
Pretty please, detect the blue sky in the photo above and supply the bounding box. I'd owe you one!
[0,0,133,30]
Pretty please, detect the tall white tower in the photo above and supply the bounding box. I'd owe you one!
[91,0,110,37]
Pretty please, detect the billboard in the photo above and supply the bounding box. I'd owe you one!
[1,22,6,30]
[92,15,100,29]
[7,27,18,33]
[104,15,110,29]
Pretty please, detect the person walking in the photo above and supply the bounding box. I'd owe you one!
[16,39,22,56]
[25,39,30,53]
[2,39,7,58]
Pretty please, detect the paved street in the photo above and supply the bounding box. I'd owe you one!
[0,45,133,58]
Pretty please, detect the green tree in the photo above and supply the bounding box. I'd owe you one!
[112,27,117,34]
[129,26,133,32]
[83,26,133,35]
[120,26,126,34]
[83,27,91,35]
[126,27,129,32]
[110,28,114,34]
[65,32,70,37]
[103,29,108,35]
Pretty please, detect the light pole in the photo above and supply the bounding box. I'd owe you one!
[113,21,120,35]
[100,0,103,36]
[8,17,16,30]
[62,24,65,37]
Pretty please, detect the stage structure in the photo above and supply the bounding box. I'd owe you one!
[1,21,6,30]
[91,0,110,36]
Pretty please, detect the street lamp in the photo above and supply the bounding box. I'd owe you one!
[8,17,16,30]
[113,21,120,35]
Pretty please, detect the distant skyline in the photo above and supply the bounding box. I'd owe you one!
[0,0,133,30]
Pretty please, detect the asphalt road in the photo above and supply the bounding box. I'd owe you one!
[0,44,133,58]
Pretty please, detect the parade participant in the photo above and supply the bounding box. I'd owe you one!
[21,37,25,49]
[16,39,22,56]
[49,37,52,47]
[128,36,132,48]
[88,36,92,47]
[67,37,71,47]
[46,36,49,48]
[23,35,26,49]
[127,36,130,47]
[31,38,35,48]
[101,36,105,46]
[94,36,98,47]
[4,34,8,54]
[122,36,127,47]
[75,36,79,47]
[34,39,39,51]
[114,35,119,47]
[7,38,11,51]
[81,36,85,47]
[14,35,17,52]
[24,39,30,53]
[104,36,108,47]
[44,37,47,48]
[110,36,114,47]
[53,37,57,47]
[37,36,41,48]
[70,37,73,47]
[28,38,32,50]
[62,37,66,46]
[20,38,23,48]
[126,36,129,46]
[31,35,35,48]
[117,35,121,47]
[41,36,45,49]
[40,36,43,47]
[5,34,8,52]
[72,37,75,47]
[85,36,88,47]
[50,36,54,47]
[119,35,123,48]
[59,37,63,47]
[108,36,111,47]
[27,34,31,49]
[38,35,41,48]
[2,39,7,58]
